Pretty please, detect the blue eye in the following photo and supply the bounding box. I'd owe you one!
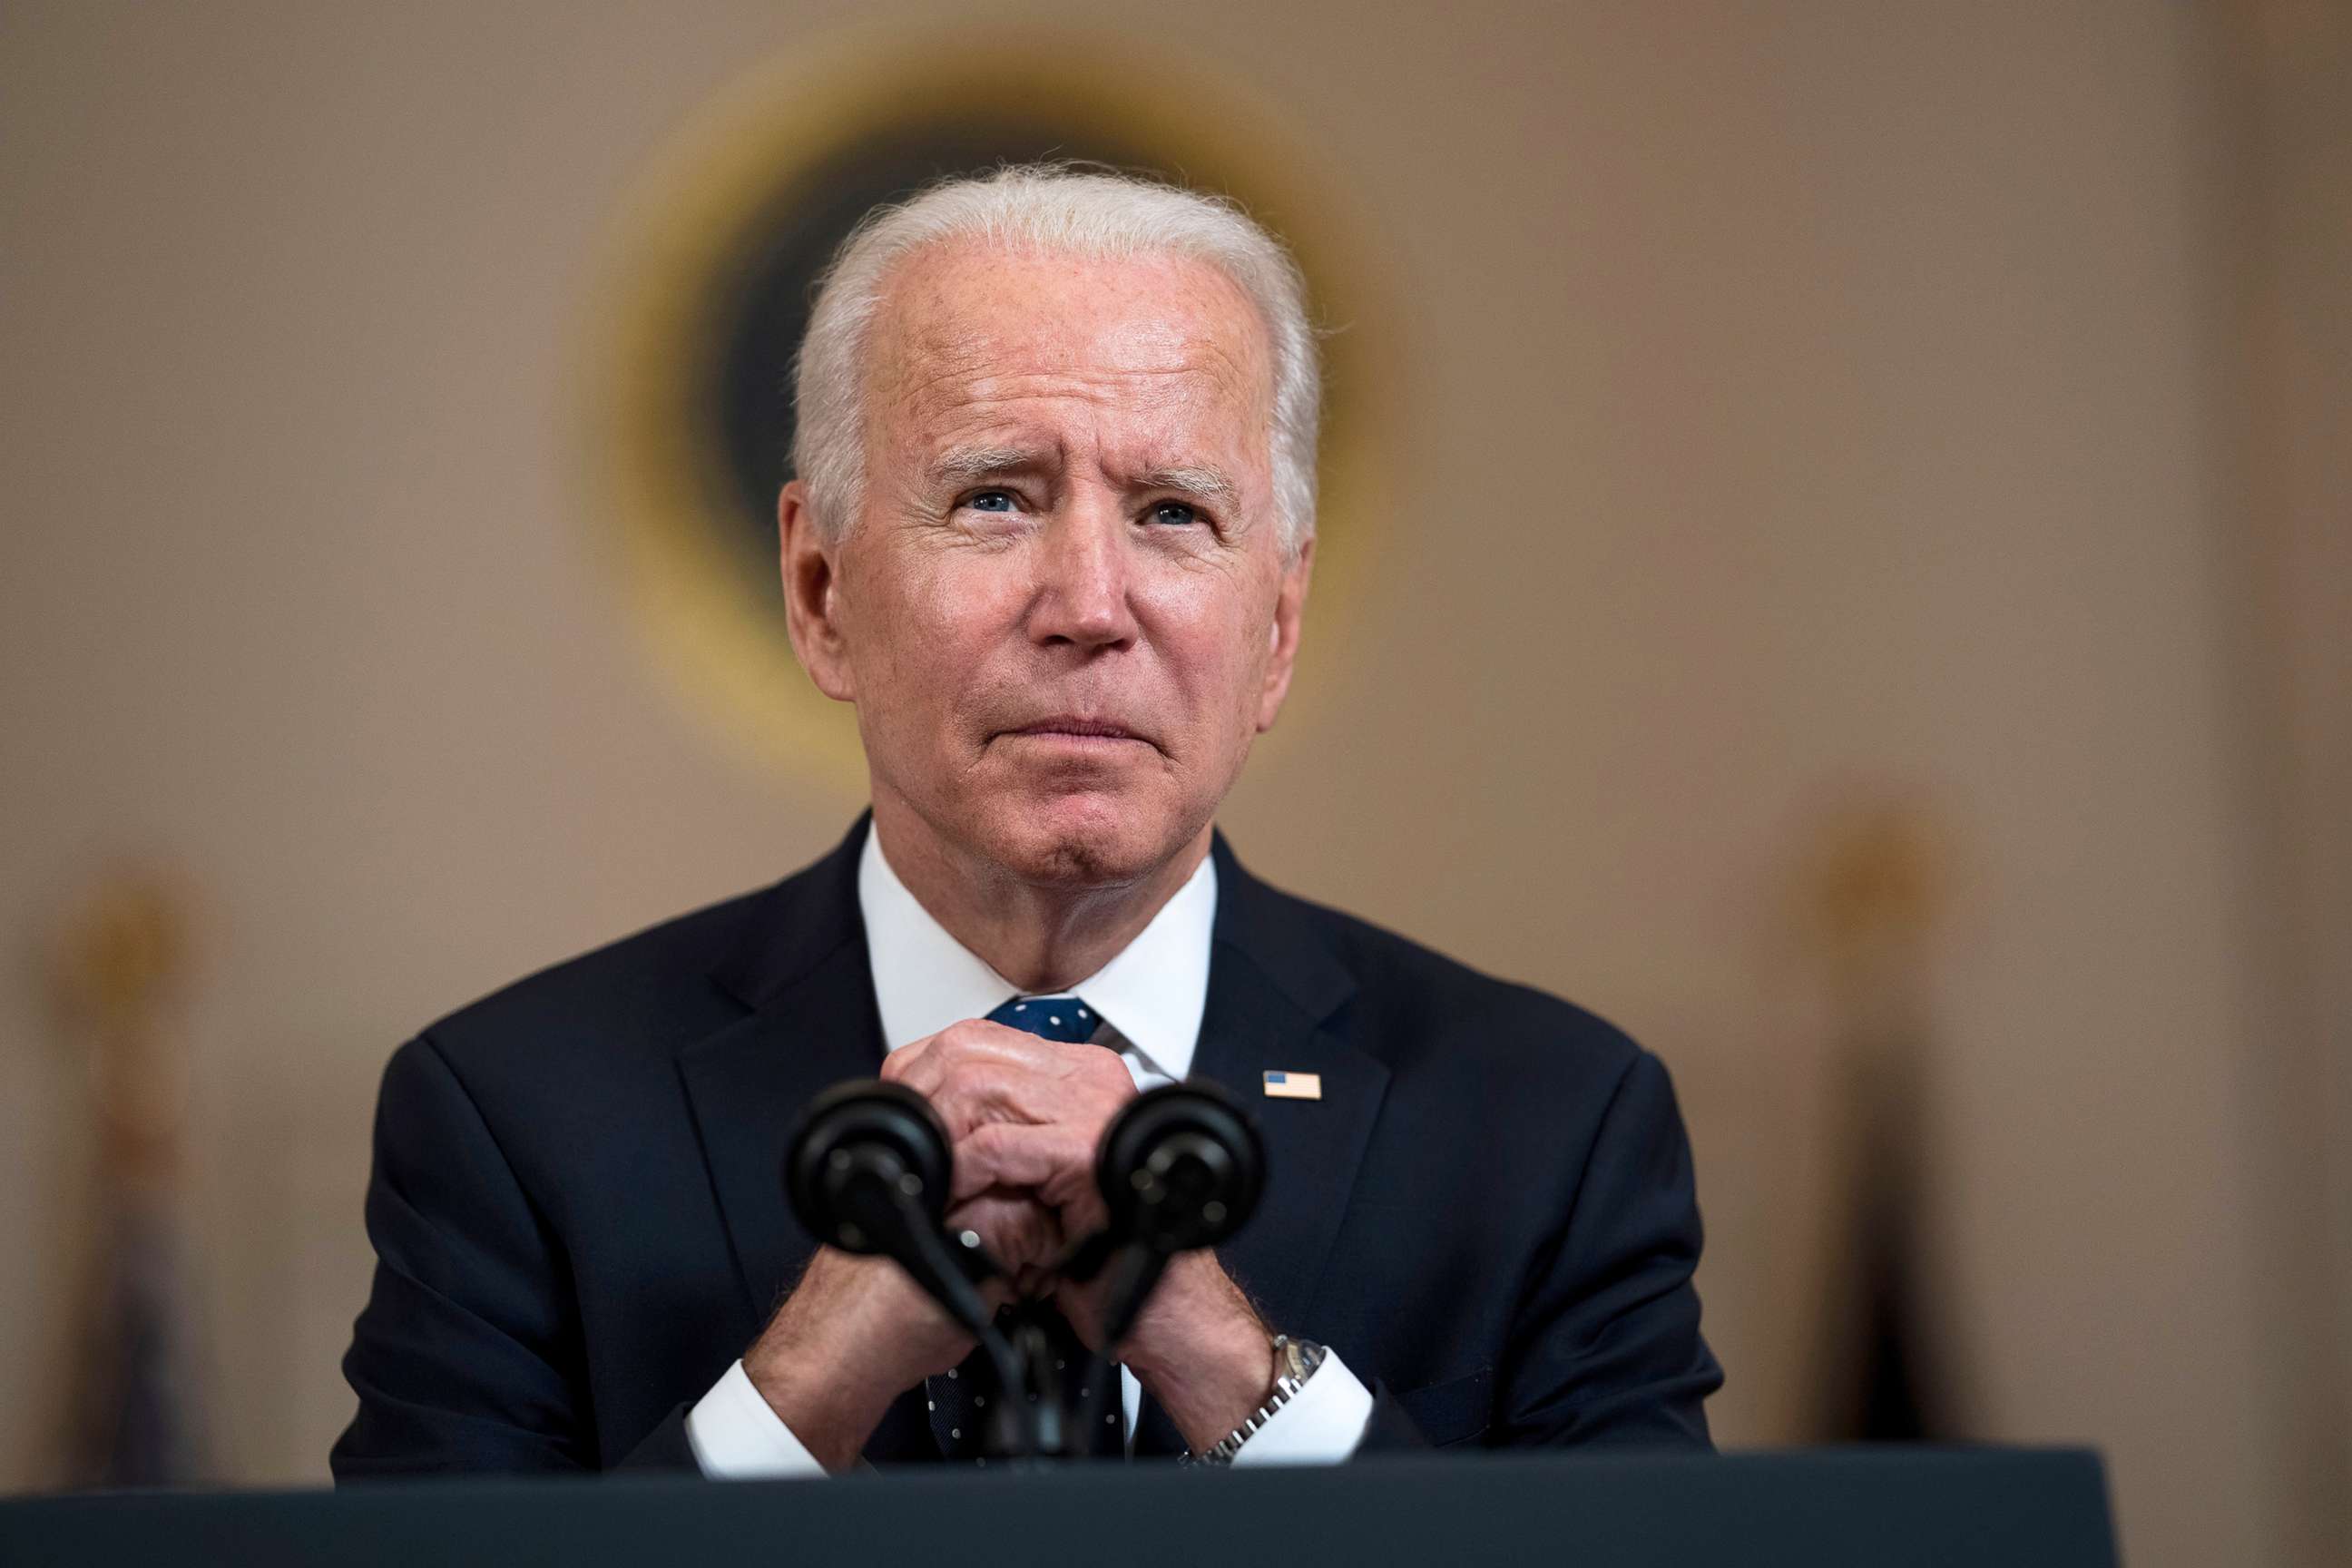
[1149,501,1200,526]
[965,490,1015,513]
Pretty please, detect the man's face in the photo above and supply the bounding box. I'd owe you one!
[785,240,1311,887]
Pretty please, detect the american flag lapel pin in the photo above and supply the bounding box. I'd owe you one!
[1262,1070,1322,1101]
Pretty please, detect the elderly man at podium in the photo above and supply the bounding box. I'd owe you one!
[331,166,1721,1477]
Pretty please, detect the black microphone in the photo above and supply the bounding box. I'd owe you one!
[783,1081,1033,1452]
[1095,1083,1264,1259]
[1064,1083,1266,1444]
[785,1082,998,1307]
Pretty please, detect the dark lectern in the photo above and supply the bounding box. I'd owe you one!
[1,1447,2114,1567]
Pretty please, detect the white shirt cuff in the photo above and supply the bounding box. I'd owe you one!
[685,1359,827,1479]
[1226,1347,1375,1466]
[686,1348,1373,1474]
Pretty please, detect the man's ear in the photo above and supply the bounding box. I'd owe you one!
[1255,534,1315,732]
[779,479,857,702]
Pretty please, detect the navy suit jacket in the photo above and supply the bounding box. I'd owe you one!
[331,818,1720,1476]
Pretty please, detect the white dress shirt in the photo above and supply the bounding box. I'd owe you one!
[685,826,1376,1476]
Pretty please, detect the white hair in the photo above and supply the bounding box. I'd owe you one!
[789,163,1321,555]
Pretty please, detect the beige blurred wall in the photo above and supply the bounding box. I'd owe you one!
[2230,3,2352,1558]
[0,3,2337,1565]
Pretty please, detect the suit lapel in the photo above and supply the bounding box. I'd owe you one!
[1132,836,1389,1456]
[676,818,951,1459]
[678,941,884,1320]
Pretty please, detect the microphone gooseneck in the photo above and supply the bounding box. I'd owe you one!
[1071,1083,1267,1442]
[783,1081,1033,1454]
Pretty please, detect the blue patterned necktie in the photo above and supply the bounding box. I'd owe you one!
[925,995,1125,1461]
[986,994,1102,1044]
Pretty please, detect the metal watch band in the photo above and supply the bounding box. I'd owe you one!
[1188,1335,1327,1466]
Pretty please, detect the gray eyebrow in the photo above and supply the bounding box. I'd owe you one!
[925,448,1240,508]
[926,446,1049,487]
[1136,466,1240,506]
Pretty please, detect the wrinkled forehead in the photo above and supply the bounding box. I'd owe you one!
[863,240,1278,460]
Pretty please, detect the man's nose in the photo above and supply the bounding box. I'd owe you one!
[1027,496,1139,650]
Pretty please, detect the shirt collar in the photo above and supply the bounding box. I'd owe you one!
[858,823,1215,1082]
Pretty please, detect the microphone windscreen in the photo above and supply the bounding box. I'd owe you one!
[784,1079,954,1249]
[1093,1083,1264,1250]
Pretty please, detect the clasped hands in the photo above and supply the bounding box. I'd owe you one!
[885,1017,1137,1332]
[744,1019,1276,1470]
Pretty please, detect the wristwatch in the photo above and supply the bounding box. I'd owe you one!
[1189,1334,1327,1466]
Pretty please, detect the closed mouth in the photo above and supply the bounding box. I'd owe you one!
[1001,717,1158,750]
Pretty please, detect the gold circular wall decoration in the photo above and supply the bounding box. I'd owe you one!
[584,26,1396,789]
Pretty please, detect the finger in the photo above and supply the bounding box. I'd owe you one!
[901,1019,1098,1084]
[941,1059,1068,1140]
[878,1047,999,1139]
[951,1121,1088,1199]
[924,1060,1073,1140]
[939,1048,1137,1133]
[884,1024,1056,1105]
[946,1191,1064,1274]
[872,1056,1028,1142]
[877,1038,929,1086]
[952,1122,1100,1209]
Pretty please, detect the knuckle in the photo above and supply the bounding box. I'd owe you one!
[940,1061,993,1103]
